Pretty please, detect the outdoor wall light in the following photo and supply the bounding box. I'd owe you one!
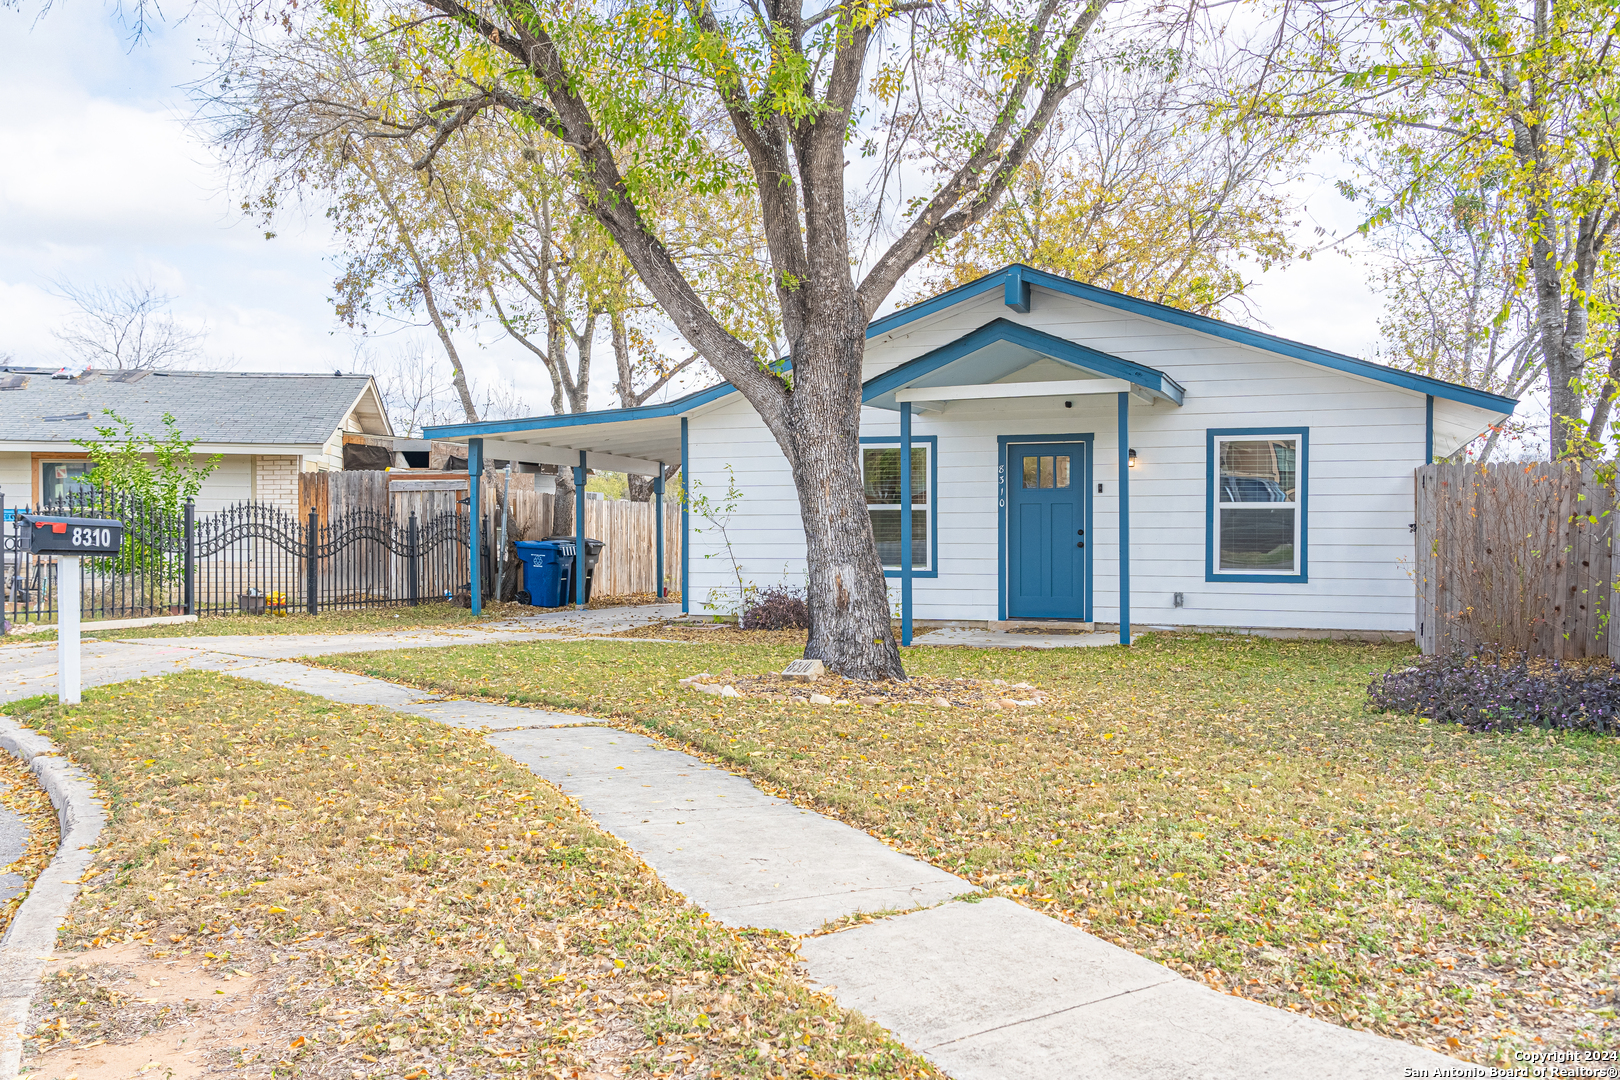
[1128,449,1138,468]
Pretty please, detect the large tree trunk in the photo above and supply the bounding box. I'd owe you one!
[781,324,903,680]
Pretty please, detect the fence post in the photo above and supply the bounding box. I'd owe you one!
[306,507,319,615]
[407,512,420,607]
[183,499,196,616]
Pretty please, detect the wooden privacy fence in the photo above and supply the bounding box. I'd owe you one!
[301,471,680,601]
[1414,462,1615,660]
[583,499,682,597]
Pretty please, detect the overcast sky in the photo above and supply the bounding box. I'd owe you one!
[0,6,1384,418]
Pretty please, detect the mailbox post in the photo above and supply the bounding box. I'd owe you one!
[21,515,125,705]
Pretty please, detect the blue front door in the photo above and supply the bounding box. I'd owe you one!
[1007,442,1089,619]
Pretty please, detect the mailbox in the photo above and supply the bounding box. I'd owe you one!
[20,515,125,557]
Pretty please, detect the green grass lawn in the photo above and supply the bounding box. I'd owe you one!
[317,633,1620,1066]
[4,674,933,1078]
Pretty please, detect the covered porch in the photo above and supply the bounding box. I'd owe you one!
[862,318,1185,645]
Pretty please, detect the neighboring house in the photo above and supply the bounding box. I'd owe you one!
[421,265,1517,639]
[0,367,392,517]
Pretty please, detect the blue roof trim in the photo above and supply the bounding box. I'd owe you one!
[862,318,1186,405]
[424,379,736,440]
[865,265,1515,414]
[430,263,1515,440]
[865,274,1006,338]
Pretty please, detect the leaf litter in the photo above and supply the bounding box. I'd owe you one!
[3,674,938,1079]
[317,633,1620,1068]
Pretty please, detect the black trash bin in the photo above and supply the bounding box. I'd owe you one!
[549,536,605,604]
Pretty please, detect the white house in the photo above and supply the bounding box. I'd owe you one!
[422,265,1517,640]
[0,367,392,517]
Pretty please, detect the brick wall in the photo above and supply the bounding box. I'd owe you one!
[253,455,301,517]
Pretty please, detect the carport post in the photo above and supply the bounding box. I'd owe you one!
[573,450,588,609]
[654,464,666,599]
[680,417,690,615]
[899,402,913,646]
[1117,393,1130,646]
[468,437,484,616]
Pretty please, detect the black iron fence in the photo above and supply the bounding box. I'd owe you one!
[1,489,469,629]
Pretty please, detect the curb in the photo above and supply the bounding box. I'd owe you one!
[0,714,107,1080]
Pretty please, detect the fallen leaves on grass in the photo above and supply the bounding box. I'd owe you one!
[611,622,807,645]
[6,674,937,1079]
[0,744,60,940]
[320,634,1620,1067]
[683,671,1045,709]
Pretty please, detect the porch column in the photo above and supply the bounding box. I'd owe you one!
[681,417,690,615]
[654,463,666,600]
[899,401,914,646]
[1117,393,1130,646]
[573,450,588,609]
[468,437,484,616]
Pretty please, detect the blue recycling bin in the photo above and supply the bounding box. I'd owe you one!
[514,540,567,607]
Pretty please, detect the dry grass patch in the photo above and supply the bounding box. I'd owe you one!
[3,673,935,1079]
[318,634,1620,1067]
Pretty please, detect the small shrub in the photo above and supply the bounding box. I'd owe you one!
[741,585,810,631]
[1367,652,1620,734]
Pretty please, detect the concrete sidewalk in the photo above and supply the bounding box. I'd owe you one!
[0,604,680,705]
[221,662,1455,1079]
[1,629,1463,1077]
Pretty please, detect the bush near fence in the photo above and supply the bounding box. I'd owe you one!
[1414,462,1615,661]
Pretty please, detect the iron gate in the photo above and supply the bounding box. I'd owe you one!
[2,491,469,628]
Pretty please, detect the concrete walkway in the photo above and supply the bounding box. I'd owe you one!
[223,662,1452,1078]
[0,605,681,703]
[0,626,1463,1078]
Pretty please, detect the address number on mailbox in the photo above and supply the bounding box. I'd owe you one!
[19,515,126,557]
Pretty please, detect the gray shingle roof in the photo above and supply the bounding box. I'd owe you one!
[0,367,380,446]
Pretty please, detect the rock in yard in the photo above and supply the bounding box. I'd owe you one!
[781,658,825,682]
[932,696,952,708]
[808,693,833,705]
[678,672,714,687]
[719,686,742,699]
[857,695,882,705]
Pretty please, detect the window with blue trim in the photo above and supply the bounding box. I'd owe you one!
[862,444,931,570]
[1213,434,1302,575]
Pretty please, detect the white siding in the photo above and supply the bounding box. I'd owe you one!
[685,287,1426,632]
[0,452,29,512]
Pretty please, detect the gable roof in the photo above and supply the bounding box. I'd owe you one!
[871,264,1518,414]
[863,318,1186,408]
[0,367,391,446]
[426,262,1516,447]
